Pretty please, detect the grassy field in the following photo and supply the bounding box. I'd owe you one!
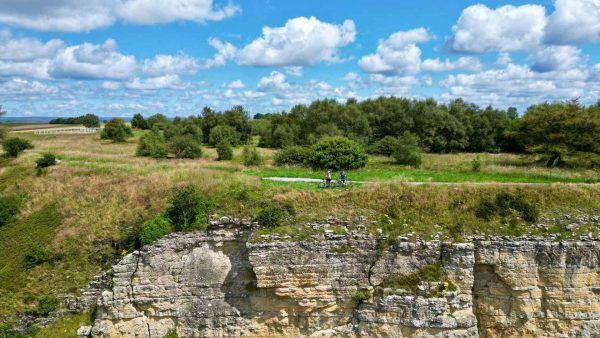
[0,131,599,334]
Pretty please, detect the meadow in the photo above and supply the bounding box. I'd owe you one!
[0,130,599,335]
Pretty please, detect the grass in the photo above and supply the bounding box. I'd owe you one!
[0,131,599,332]
[34,312,91,338]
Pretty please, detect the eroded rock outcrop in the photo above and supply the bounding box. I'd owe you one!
[80,218,600,337]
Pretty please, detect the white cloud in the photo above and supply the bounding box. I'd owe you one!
[421,56,482,72]
[141,54,200,76]
[126,74,186,90]
[0,59,51,79]
[545,0,600,44]
[284,66,303,77]
[116,0,239,25]
[0,78,57,96]
[257,71,290,92]
[531,46,582,72]
[0,0,239,32]
[49,39,137,80]
[101,81,121,90]
[235,16,356,67]
[449,4,547,53]
[203,38,237,68]
[0,30,64,61]
[358,28,429,76]
[227,80,245,89]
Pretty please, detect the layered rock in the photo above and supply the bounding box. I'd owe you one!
[80,218,600,337]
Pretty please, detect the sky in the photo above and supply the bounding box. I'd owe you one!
[0,0,599,118]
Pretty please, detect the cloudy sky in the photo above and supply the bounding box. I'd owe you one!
[1,0,599,117]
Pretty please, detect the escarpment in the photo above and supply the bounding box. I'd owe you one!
[77,217,600,337]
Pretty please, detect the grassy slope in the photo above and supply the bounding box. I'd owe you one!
[0,131,599,333]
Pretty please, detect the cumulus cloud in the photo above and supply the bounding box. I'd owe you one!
[0,78,57,96]
[531,46,582,72]
[141,54,200,76]
[49,39,137,80]
[0,30,64,61]
[257,71,290,92]
[421,56,482,72]
[0,0,239,32]
[449,4,547,53]
[227,80,245,89]
[358,28,429,76]
[0,59,51,79]
[235,16,356,67]
[545,0,600,44]
[126,74,186,90]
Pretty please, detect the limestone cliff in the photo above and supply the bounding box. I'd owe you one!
[78,218,600,337]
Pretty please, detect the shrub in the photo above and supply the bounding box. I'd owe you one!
[368,136,400,156]
[81,114,100,128]
[392,133,422,167]
[27,296,59,316]
[2,137,33,157]
[216,141,233,161]
[471,155,482,172]
[307,136,368,170]
[137,127,168,158]
[273,146,311,167]
[475,192,539,223]
[209,124,240,146]
[242,147,263,166]
[255,205,288,228]
[35,154,57,169]
[0,195,20,227]
[100,118,133,142]
[165,185,211,232]
[146,114,168,130]
[24,242,51,269]
[139,216,173,246]
[352,290,369,303]
[0,126,7,140]
[168,135,202,159]
[131,113,149,129]
[164,330,179,338]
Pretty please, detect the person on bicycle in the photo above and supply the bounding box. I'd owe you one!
[325,169,331,187]
[340,170,346,184]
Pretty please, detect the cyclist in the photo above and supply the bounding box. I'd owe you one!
[325,169,331,187]
[340,170,347,185]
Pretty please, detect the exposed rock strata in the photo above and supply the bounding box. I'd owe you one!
[80,218,600,337]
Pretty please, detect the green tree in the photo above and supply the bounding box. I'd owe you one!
[209,124,240,146]
[139,216,173,246]
[508,101,600,167]
[1,105,9,140]
[131,113,149,129]
[81,114,100,128]
[216,141,233,161]
[368,136,400,156]
[146,114,168,130]
[100,118,133,142]
[165,185,210,231]
[392,132,422,167]
[2,137,33,157]
[168,135,202,159]
[307,136,368,170]
[136,127,168,158]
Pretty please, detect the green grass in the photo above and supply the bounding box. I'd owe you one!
[34,312,91,338]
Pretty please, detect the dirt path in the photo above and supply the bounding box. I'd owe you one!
[262,177,596,186]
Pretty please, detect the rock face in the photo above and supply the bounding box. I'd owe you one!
[83,219,600,337]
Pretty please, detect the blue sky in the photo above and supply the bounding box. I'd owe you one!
[0,0,599,117]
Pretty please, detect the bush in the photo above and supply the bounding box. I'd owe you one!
[273,146,311,167]
[24,242,51,269]
[81,114,100,128]
[216,141,233,161]
[471,155,482,172]
[368,136,400,156]
[165,185,211,232]
[242,147,263,166]
[307,137,368,170]
[209,124,240,146]
[0,195,20,227]
[2,137,33,157]
[392,133,422,167]
[27,296,59,316]
[100,118,133,142]
[36,154,57,168]
[168,135,202,159]
[146,114,168,130]
[139,216,173,246]
[352,290,369,303]
[131,113,149,129]
[0,126,7,140]
[475,192,539,223]
[255,205,288,228]
[137,127,168,158]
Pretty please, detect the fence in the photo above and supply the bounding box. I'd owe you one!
[34,127,101,135]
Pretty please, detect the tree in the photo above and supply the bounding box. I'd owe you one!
[137,127,168,158]
[209,124,240,146]
[81,114,100,128]
[216,141,233,161]
[2,137,33,157]
[307,136,368,170]
[100,118,133,142]
[508,101,600,167]
[392,132,422,167]
[168,135,202,159]
[368,136,400,156]
[165,185,210,231]
[131,114,149,129]
[0,105,6,140]
[146,114,168,130]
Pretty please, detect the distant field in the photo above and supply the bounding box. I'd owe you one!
[1,123,79,131]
